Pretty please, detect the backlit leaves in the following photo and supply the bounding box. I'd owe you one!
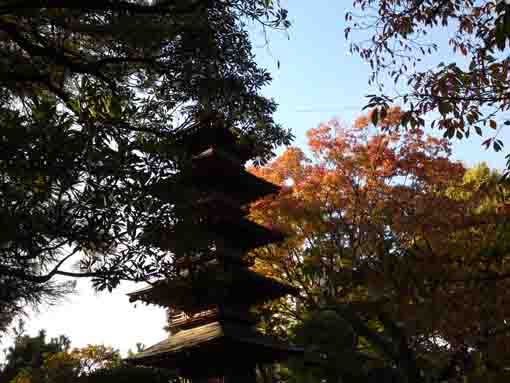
[250,110,510,381]
[347,0,510,167]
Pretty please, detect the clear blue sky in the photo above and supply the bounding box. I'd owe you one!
[251,0,510,170]
[2,0,510,359]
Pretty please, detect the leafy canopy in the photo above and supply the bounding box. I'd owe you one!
[250,108,510,382]
[0,324,173,383]
[0,1,292,328]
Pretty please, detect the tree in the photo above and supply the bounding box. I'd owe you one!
[0,275,74,343]
[0,2,292,331]
[0,326,172,383]
[81,365,178,383]
[0,325,72,383]
[346,0,510,161]
[249,109,510,382]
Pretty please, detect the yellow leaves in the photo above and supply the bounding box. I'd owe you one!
[70,344,120,373]
[16,174,52,196]
[33,175,48,193]
[8,352,78,383]
[9,369,32,383]
[44,351,76,368]
[8,344,120,383]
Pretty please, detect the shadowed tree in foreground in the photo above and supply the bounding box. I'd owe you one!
[0,1,292,332]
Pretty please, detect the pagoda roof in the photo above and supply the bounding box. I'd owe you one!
[151,147,280,206]
[143,215,284,253]
[127,267,298,310]
[187,192,248,218]
[209,215,284,251]
[173,119,254,162]
[192,147,280,202]
[126,321,303,370]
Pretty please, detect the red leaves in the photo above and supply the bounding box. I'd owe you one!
[250,110,510,368]
[252,110,469,266]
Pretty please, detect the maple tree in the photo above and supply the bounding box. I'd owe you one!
[346,0,510,159]
[250,107,510,382]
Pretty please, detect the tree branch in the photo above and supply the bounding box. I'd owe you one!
[0,246,80,283]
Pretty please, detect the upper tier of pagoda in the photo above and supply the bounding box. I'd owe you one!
[174,113,256,163]
[142,123,285,255]
[152,146,280,206]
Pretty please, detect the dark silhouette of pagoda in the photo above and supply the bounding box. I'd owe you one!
[127,118,302,382]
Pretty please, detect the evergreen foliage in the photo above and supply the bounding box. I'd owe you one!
[0,1,292,332]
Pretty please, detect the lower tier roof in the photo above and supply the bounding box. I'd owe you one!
[126,321,303,375]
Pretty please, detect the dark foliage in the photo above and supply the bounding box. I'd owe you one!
[81,365,179,383]
[0,326,71,383]
[0,1,292,331]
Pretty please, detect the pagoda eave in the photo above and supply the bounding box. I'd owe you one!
[126,321,303,374]
[127,269,298,311]
[150,148,280,206]
[142,215,285,253]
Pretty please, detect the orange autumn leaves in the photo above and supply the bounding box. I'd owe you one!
[251,110,467,259]
[249,108,510,363]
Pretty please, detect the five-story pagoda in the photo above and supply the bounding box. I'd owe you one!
[127,117,302,382]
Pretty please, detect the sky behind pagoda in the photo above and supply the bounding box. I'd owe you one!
[3,0,510,358]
